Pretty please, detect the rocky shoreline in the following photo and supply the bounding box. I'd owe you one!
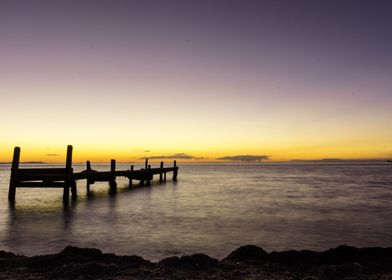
[0,245,391,279]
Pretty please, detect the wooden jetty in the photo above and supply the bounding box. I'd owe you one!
[8,145,178,203]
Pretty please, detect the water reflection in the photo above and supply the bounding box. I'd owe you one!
[0,163,391,260]
[6,198,74,254]
[4,178,161,255]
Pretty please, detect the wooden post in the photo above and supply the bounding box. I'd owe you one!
[129,165,134,187]
[110,159,116,178]
[146,164,151,185]
[8,146,20,202]
[140,162,145,186]
[66,145,73,170]
[109,159,117,193]
[71,179,77,200]
[86,160,91,171]
[159,161,164,183]
[86,160,91,191]
[63,145,73,202]
[172,160,178,181]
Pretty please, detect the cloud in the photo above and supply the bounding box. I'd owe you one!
[45,153,59,157]
[140,153,197,160]
[217,155,269,162]
[144,150,151,153]
[291,158,342,162]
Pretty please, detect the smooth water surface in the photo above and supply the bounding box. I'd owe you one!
[0,163,391,260]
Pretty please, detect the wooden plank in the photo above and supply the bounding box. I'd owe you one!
[17,174,67,181]
[17,168,67,174]
[150,167,175,174]
[73,173,89,180]
[17,182,66,188]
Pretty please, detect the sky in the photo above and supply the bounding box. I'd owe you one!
[0,0,391,162]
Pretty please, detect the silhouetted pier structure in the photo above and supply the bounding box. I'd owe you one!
[8,145,178,203]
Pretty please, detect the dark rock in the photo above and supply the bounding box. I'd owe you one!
[0,251,16,259]
[119,255,154,268]
[50,262,118,278]
[302,276,319,280]
[317,245,359,265]
[27,246,103,273]
[1,245,392,279]
[60,246,102,257]
[159,254,219,270]
[93,252,119,264]
[269,250,318,266]
[0,251,26,270]
[357,247,392,272]
[321,262,363,278]
[223,245,268,263]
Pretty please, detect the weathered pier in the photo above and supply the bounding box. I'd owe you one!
[8,145,178,203]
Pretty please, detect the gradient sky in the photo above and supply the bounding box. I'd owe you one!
[1,0,391,162]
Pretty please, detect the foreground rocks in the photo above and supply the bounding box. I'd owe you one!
[0,245,391,279]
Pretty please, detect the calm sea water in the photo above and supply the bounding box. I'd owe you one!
[0,162,391,260]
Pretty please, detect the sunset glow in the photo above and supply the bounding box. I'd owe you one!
[1,1,391,163]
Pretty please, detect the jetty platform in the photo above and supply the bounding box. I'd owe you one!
[8,145,178,203]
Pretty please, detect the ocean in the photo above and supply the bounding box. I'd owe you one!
[0,162,391,260]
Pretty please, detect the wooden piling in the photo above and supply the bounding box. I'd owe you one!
[71,179,77,199]
[129,165,134,187]
[86,161,91,191]
[145,158,148,169]
[111,159,116,177]
[109,159,117,192]
[8,146,20,202]
[173,160,178,181]
[86,161,91,171]
[63,145,73,202]
[159,161,164,183]
[147,164,151,185]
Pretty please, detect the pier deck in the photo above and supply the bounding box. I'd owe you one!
[8,145,178,203]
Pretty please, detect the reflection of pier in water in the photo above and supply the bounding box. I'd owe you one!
[5,191,109,254]
[8,145,179,203]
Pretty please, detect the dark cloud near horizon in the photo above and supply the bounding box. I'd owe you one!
[45,153,59,157]
[291,158,342,162]
[141,153,199,160]
[217,155,268,162]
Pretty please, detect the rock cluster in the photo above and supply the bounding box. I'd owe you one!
[0,245,391,279]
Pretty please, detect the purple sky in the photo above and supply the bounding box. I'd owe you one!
[0,0,391,161]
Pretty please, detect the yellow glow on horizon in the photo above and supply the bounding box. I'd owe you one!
[1,83,391,163]
[0,139,390,163]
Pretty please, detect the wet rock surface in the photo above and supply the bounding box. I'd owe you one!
[0,245,391,279]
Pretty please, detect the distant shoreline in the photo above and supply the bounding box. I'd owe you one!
[0,244,391,279]
[0,161,47,164]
